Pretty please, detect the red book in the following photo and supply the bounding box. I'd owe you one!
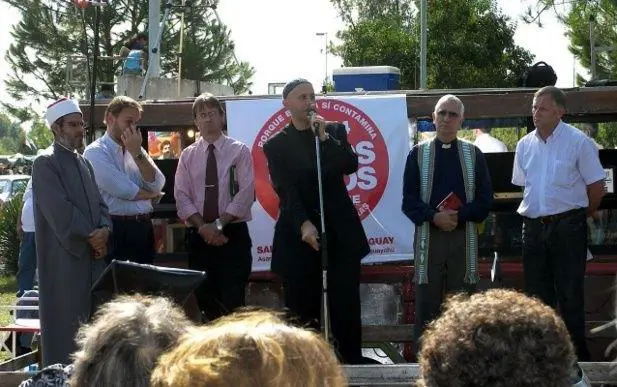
[437,192,463,211]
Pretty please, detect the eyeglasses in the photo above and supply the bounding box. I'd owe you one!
[197,111,218,119]
[64,121,85,128]
[437,110,460,118]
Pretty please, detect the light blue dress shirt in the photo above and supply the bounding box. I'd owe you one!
[83,133,165,216]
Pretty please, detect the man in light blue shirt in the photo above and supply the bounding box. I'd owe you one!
[84,96,165,264]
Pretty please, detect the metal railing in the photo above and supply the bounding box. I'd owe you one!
[64,54,130,97]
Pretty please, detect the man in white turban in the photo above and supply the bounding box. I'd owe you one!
[32,97,112,366]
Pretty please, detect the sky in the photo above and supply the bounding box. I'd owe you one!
[0,0,583,116]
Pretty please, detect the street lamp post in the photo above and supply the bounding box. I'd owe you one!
[316,32,328,85]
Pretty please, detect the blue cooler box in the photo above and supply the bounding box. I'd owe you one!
[333,66,401,92]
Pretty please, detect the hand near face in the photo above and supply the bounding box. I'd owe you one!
[121,127,143,156]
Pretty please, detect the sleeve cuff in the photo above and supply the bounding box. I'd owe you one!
[224,202,248,218]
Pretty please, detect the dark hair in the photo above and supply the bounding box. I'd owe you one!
[124,32,148,50]
[192,93,225,118]
[417,289,575,387]
[160,140,171,151]
[534,86,566,109]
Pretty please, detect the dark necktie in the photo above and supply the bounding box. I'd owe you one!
[203,143,219,222]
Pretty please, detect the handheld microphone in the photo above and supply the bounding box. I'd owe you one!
[307,110,320,135]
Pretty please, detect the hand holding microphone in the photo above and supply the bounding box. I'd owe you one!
[307,110,329,142]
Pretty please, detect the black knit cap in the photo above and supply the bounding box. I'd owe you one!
[282,78,311,99]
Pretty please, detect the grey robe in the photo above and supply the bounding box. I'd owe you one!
[32,143,111,366]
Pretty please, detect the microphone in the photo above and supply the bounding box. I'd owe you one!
[307,110,320,135]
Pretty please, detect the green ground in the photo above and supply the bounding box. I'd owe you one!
[0,275,17,362]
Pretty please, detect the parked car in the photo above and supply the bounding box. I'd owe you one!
[0,174,30,206]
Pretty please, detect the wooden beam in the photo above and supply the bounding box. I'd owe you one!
[342,362,617,385]
[80,86,617,128]
[0,372,30,386]
[0,351,37,372]
[360,321,617,344]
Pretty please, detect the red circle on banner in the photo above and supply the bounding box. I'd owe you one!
[252,99,389,221]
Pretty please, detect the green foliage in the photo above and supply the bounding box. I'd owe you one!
[524,1,617,82]
[28,120,54,151]
[1,0,255,106]
[488,128,525,151]
[0,192,24,276]
[596,122,617,149]
[460,128,523,152]
[0,112,25,154]
[322,79,336,93]
[331,0,534,89]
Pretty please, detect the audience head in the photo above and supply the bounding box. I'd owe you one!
[417,289,576,387]
[69,294,193,387]
[151,309,347,387]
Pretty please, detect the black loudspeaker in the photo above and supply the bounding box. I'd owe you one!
[519,61,557,87]
[91,260,206,309]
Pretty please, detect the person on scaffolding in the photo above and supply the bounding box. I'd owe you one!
[119,32,148,75]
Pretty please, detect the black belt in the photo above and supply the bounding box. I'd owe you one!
[530,208,586,224]
[110,213,152,222]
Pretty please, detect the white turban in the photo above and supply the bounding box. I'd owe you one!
[45,98,82,127]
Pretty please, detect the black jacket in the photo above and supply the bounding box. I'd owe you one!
[263,122,370,275]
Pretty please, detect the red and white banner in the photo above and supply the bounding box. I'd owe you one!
[226,95,413,271]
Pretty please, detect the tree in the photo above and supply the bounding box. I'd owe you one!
[28,120,54,150]
[331,0,534,89]
[525,1,617,83]
[159,1,255,94]
[2,0,255,110]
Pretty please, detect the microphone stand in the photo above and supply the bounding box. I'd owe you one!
[311,114,331,344]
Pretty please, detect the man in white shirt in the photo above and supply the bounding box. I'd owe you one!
[16,178,36,297]
[512,86,605,361]
[84,96,165,265]
[473,128,508,153]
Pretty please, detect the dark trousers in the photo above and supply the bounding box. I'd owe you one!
[522,209,590,361]
[187,222,252,322]
[281,240,362,364]
[414,228,476,357]
[17,232,37,296]
[107,218,155,265]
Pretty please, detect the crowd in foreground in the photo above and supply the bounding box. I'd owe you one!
[16,288,587,387]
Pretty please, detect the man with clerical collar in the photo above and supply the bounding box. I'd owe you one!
[401,94,493,358]
[32,97,112,366]
[263,78,370,364]
[84,96,165,265]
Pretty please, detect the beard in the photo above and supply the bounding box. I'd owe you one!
[57,133,84,152]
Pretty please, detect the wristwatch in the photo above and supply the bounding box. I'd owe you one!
[214,218,224,232]
[133,150,145,162]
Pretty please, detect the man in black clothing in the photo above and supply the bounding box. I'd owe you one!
[401,94,493,357]
[263,79,370,364]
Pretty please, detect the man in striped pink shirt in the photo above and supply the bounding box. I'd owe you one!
[174,93,255,321]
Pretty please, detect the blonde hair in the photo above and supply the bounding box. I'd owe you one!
[104,95,143,124]
[151,309,347,387]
